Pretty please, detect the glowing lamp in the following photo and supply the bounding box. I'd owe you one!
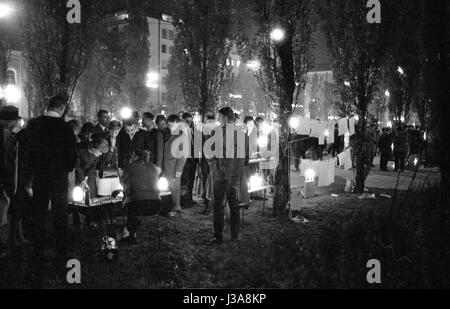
[400,116,405,123]
[158,177,169,192]
[391,143,394,152]
[304,169,316,199]
[414,158,418,166]
[5,85,20,104]
[354,115,359,122]
[289,117,300,129]
[305,169,316,183]
[0,4,14,19]
[120,107,133,120]
[387,121,393,129]
[257,136,268,148]
[72,186,84,202]
[249,174,264,192]
[270,28,285,42]
[324,129,330,137]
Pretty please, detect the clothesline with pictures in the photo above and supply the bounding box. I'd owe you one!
[291,116,358,144]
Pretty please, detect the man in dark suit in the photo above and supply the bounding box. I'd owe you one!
[116,112,151,172]
[94,109,110,135]
[142,112,164,172]
[27,95,77,268]
[210,107,245,243]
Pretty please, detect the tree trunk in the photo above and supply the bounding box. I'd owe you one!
[273,25,295,216]
[354,104,368,194]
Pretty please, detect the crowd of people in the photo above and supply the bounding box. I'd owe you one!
[0,95,427,279]
[0,96,266,269]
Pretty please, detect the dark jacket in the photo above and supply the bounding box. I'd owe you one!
[98,136,119,177]
[123,160,161,205]
[148,128,164,168]
[93,123,108,135]
[210,124,246,185]
[14,128,33,189]
[75,147,101,197]
[27,116,77,179]
[378,132,392,152]
[117,129,151,169]
[0,124,18,197]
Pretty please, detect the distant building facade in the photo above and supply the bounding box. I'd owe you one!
[1,50,29,119]
[105,10,175,113]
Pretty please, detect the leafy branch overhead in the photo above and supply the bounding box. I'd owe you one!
[167,0,233,115]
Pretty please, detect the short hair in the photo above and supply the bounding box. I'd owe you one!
[48,95,67,110]
[108,120,122,131]
[91,132,108,149]
[255,117,264,124]
[67,119,81,131]
[98,110,109,119]
[143,112,155,121]
[218,107,235,122]
[182,112,193,120]
[123,118,139,127]
[167,114,180,123]
[244,116,254,124]
[80,122,95,135]
[206,112,216,121]
[155,115,166,126]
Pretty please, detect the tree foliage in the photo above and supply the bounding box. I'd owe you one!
[319,0,398,193]
[21,0,102,114]
[235,0,316,216]
[167,0,233,116]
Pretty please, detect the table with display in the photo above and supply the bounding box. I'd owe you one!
[68,191,172,249]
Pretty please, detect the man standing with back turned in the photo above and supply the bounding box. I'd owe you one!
[210,107,245,244]
[28,95,77,273]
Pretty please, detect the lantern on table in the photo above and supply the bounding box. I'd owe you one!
[303,169,316,199]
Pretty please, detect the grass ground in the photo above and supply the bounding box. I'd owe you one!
[0,176,446,289]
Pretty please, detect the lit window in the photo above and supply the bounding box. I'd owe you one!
[226,58,231,66]
[162,29,168,39]
[6,69,16,85]
[236,60,241,68]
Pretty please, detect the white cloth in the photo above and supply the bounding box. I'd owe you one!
[298,118,311,135]
[339,118,348,136]
[327,122,335,144]
[310,120,322,138]
[349,118,356,136]
[97,177,122,197]
[344,148,353,171]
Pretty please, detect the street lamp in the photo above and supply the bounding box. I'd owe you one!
[385,90,390,98]
[397,66,405,76]
[0,3,14,19]
[270,27,285,42]
[344,81,351,87]
[120,107,133,120]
